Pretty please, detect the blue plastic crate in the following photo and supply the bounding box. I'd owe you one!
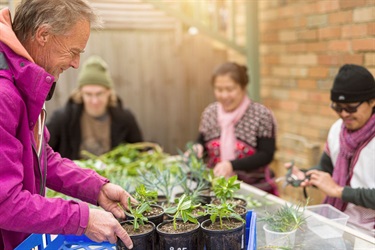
[16,234,116,250]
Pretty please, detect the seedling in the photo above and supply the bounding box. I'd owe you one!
[133,184,158,204]
[164,194,200,230]
[202,202,245,229]
[260,201,308,232]
[212,175,241,203]
[127,197,150,230]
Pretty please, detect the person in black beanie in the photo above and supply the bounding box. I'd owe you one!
[287,64,375,236]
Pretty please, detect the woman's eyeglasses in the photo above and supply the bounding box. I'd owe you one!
[330,101,364,114]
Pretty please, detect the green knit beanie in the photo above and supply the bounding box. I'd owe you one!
[78,55,113,88]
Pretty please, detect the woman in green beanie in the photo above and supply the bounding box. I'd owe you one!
[47,55,143,159]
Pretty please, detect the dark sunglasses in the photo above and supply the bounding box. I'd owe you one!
[330,101,364,114]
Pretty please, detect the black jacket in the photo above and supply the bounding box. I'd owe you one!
[47,98,143,160]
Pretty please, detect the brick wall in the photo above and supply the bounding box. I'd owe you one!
[229,0,374,202]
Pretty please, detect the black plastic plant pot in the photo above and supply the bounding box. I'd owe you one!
[156,220,200,250]
[201,217,245,250]
[117,221,155,250]
[198,194,212,205]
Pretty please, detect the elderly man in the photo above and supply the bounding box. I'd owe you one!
[0,0,134,249]
[47,55,143,160]
[288,64,375,236]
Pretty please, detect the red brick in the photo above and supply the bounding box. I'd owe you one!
[318,27,341,40]
[308,67,329,78]
[307,42,328,52]
[299,103,318,115]
[368,23,375,36]
[260,67,271,76]
[279,5,298,18]
[279,30,297,42]
[328,40,351,51]
[328,11,353,24]
[308,91,331,103]
[278,100,299,111]
[342,24,368,38]
[293,17,308,28]
[302,2,319,15]
[298,29,318,41]
[297,79,317,89]
[352,38,375,51]
[290,90,309,101]
[319,105,337,117]
[353,7,375,23]
[285,43,306,53]
[318,55,342,66]
[318,54,364,66]
[262,20,282,31]
[260,78,282,87]
[365,53,375,65]
[262,55,279,64]
[318,0,340,13]
[342,54,364,65]
[300,127,321,140]
[261,32,279,43]
[276,18,292,29]
[340,0,367,9]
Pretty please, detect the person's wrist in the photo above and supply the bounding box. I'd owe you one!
[335,185,344,198]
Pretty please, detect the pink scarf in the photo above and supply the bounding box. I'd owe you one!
[325,114,375,210]
[218,95,251,161]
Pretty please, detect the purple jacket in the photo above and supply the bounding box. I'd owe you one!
[0,42,109,249]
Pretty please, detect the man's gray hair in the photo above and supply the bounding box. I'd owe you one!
[12,0,102,43]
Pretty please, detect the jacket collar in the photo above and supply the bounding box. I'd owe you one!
[0,42,55,129]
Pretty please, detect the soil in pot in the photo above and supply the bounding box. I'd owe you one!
[156,220,200,250]
[234,205,247,220]
[211,196,247,207]
[117,221,155,250]
[201,217,245,250]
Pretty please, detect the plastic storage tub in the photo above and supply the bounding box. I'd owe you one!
[15,234,115,250]
[306,204,349,239]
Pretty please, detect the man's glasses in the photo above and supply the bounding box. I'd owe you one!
[330,101,364,114]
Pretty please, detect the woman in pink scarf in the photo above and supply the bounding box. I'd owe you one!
[288,64,375,236]
[193,62,278,195]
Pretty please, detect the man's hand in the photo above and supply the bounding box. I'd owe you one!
[97,183,137,219]
[306,169,344,198]
[85,209,133,248]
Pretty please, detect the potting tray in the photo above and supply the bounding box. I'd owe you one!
[17,214,256,250]
[15,233,115,250]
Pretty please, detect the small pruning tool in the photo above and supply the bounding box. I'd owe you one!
[284,161,304,188]
[276,160,311,198]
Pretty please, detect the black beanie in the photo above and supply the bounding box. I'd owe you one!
[331,64,375,103]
